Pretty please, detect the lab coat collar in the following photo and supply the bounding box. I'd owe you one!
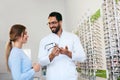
[51,30,65,38]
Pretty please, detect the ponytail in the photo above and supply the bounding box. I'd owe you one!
[5,40,12,71]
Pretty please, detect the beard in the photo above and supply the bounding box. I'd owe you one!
[51,25,60,34]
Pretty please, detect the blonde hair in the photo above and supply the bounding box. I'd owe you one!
[5,24,26,71]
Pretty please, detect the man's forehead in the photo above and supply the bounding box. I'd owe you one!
[48,17,57,21]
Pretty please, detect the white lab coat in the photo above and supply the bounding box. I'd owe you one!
[38,31,86,80]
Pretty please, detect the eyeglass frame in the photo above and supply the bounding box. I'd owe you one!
[44,42,57,51]
[47,21,59,25]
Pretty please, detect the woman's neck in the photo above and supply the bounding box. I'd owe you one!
[14,41,23,49]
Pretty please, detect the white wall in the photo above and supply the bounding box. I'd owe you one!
[0,0,66,73]
[64,0,103,31]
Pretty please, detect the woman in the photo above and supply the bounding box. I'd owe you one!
[5,24,40,80]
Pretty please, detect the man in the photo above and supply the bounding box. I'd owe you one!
[38,12,86,80]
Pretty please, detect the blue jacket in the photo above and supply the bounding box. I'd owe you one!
[9,47,35,80]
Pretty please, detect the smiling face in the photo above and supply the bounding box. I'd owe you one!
[16,29,29,44]
[21,29,29,44]
[48,17,61,34]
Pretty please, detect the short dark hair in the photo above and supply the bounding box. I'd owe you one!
[48,12,62,22]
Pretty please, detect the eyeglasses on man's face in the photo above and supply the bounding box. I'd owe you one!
[47,21,58,25]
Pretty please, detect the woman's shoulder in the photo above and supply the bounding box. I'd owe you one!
[10,47,23,58]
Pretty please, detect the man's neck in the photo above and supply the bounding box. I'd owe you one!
[57,29,62,37]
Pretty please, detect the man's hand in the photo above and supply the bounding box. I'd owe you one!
[60,46,72,58]
[49,45,60,62]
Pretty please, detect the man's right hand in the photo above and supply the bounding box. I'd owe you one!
[49,46,60,62]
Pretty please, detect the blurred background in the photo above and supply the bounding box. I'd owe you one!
[1,0,120,80]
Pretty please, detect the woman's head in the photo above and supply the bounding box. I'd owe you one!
[10,24,28,43]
